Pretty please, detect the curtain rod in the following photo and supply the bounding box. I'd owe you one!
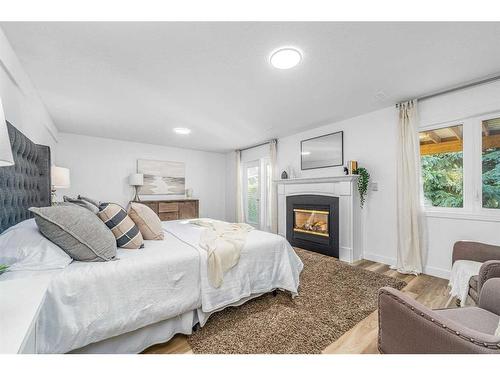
[396,73,500,107]
[238,139,277,152]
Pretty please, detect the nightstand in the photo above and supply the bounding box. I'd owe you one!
[0,274,53,353]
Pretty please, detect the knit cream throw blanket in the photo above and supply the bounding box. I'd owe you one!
[191,219,254,288]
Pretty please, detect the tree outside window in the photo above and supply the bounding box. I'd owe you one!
[482,117,500,209]
[419,125,463,208]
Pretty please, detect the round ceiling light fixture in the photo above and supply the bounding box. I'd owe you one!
[270,47,302,69]
[173,127,191,135]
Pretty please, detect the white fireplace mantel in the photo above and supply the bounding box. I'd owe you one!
[276,175,362,263]
[274,175,359,184]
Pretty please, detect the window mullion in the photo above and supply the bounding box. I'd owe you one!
[462,119,479,211]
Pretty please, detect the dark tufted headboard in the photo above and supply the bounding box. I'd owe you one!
[0,121,51,234]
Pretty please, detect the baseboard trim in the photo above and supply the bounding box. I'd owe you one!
[363,252,396,267]
[363,252,450,280]
[422,265,450,280]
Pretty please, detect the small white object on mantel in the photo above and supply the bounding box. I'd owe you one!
[0,274,53,353]
[275,175,363,263]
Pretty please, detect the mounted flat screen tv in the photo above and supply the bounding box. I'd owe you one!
[301,131,343,170]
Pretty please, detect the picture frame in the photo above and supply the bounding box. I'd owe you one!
[137,159,186,195]
[300,131,344,170]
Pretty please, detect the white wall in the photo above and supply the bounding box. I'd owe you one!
[226,80,500,279]
[57,133,227,220]
[0,27,57,154]
[276,107,400,270]
[417,81,500,278]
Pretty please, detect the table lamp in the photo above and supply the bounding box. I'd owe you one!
[129,173,143,202]
[51,166,71,204]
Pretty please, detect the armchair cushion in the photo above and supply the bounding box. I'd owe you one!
[469,287,479,304]
[469,275,479,291]
[479,278,500,316]
[435,307,499,336]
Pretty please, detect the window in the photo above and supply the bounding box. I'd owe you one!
[419,125,464,208]
[244,162,260,225]
[482,117,500,209]
[242,158,273,230]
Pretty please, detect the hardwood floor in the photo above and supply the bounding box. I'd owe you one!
[142,256,455,354]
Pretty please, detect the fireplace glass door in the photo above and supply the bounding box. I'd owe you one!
[293,209,329,237]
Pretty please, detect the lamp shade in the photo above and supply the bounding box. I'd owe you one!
[51,166,71,189]
[128,173,144,186]
[0,98,14,167]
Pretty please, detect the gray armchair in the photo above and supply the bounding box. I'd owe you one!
[378,278,500,354]
[452,241,500,304]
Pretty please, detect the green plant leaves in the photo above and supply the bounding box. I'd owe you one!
[356,167,370,209]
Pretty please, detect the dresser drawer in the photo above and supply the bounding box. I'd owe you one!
[159,212,179,221]
[178,201,198,219]
[159,202,179,213]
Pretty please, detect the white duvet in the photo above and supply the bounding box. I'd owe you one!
[21,220,302,353]
[36,236,201,354]
[163,220,303,325]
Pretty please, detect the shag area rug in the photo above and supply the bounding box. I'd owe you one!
[187,248,406,354]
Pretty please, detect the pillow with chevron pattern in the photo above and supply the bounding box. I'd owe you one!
[97,203,144,249]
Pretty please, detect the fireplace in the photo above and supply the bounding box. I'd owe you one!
[286,195,339,258]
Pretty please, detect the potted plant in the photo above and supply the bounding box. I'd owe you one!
[0,264,8,275]
[355,167,370,209]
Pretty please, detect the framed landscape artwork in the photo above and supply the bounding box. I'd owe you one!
[137,159,186,195]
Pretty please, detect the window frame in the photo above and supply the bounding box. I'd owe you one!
[420,112,500,222]
[478,112,500,213]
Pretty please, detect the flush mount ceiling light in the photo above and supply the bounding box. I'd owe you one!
[173,127,191,135]
[270,47,302,69]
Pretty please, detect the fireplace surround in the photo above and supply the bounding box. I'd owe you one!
[276,176,362,263]
[286,195,339,258]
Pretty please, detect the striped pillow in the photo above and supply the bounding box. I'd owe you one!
[98,203,144,249]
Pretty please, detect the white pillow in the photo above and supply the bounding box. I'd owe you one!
[0,219,72,271]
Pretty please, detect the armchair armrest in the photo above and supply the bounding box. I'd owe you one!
[478,261,500,293]
[479,278,500,316]
[378,287,500,353]
[452,241,500,264]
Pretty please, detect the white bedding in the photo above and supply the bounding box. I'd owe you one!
[36,236,201,354]
[163,220,303,325]
[3,219,303,353]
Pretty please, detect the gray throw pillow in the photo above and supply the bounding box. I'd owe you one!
[78,195,101,208]
[63,196,100,214]
[29,205,117,262]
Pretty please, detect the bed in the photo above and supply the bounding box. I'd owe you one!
[0,122,303,354]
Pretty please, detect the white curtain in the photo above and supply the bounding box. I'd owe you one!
[269,139,278,233]
[394,100,424,275]
[235,150,245,223]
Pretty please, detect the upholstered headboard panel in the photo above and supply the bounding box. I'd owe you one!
[0,121,51,234]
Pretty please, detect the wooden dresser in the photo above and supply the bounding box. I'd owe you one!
[134,199,199,221]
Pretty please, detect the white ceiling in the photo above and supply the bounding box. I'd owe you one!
[2,22,500,153]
